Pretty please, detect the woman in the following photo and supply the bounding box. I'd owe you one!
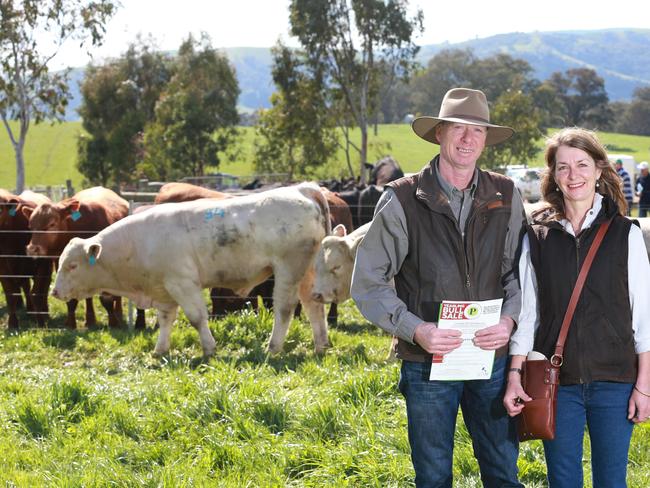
[504,127,650,487]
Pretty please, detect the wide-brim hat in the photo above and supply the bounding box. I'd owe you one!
[412,88,514,146]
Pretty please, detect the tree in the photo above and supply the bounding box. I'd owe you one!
[480,90,543,169]
[142,34,239,181]
[289,0,423,184]
[0,0,117,192]
[409,49,535,117]
[547,68,612,129]
[253,42,338,180]
[530,81,567,129]
[77,38,172,187]
[615,86,650,136]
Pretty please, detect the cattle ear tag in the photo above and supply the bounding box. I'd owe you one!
[8,207,17,217]
[71,210,82,221]
[89,255,96,266]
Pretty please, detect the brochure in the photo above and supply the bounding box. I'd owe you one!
[429,298,503,381]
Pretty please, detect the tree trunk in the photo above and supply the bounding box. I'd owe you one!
[15,142,25,193]
[359,125,368,186]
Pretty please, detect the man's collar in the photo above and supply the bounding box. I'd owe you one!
[434,159,478,199]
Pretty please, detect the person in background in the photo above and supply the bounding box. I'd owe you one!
[636,161,650,217]
[351,87,525,488]
[504,127,650,487]
[615,159,633,215]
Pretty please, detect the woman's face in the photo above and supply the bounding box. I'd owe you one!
[554,145,602,206]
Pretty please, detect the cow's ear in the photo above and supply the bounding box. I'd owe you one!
[86,243,102,265]
[332,224,347,237]
[21,205,33,220]
[62,199,82,221]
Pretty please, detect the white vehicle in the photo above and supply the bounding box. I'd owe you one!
[505,165,542,203]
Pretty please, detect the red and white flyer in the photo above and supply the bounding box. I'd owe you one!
[429,298,502,381]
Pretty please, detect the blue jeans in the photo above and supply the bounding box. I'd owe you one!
[398,356,522,488]
[543,382,634,488]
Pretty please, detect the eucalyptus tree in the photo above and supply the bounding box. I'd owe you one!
[142,34,239,181]
[77,38,172,186]
[289,0,423,184]
[253,42,338,180]
[0,0,116,192]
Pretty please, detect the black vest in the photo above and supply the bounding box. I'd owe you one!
[387,159,515,362]
[529,197,637,385]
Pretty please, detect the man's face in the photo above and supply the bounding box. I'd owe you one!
[436,122,487,171]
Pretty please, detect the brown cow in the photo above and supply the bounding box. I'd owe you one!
[22,187,129,329]
[154,182,228,204]
[0,190,52,328]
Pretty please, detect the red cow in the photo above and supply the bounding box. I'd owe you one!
[154,182,229,204]
[22,187,129,329]
[0,190,52,328]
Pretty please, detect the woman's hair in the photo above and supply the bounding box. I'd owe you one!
[538,127,626,219]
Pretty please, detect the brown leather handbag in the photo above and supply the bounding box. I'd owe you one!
[517,219,612,441]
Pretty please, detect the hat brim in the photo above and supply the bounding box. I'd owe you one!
[412,116,514,146]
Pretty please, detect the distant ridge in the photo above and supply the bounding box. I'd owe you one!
[418,28,650,102]
[63,29,650,121]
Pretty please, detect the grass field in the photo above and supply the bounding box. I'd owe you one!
[2,120,650,193]
[1,297,650,486]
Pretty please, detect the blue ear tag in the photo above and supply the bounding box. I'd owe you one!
[89,255,96,266]
[8,207,16,217]
[71,210,82,221]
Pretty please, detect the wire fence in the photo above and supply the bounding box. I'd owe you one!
[1,192,364,327]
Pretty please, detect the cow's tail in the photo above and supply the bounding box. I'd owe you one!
[298,183,331,237]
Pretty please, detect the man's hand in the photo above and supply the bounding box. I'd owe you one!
[413,322,462,355]
[473,315,515,350]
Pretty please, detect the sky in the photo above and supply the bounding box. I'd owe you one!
[52,0,650,69]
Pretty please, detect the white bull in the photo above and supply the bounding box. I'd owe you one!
[312,223,370,304]
[52,183,331,356]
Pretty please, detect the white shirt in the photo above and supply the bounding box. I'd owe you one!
[510,193,650,355]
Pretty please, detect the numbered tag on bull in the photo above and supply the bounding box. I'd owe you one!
[204,208,225,222]
[89,255,96,266]
[71,210,82,221]
[8,206,17,217]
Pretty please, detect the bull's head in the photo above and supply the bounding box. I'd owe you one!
[312,224,364,304]
[23,199,81,257]
[0,196,21,228]
[51,237,103,302]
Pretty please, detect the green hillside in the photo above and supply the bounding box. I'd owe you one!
[2,121,650,193]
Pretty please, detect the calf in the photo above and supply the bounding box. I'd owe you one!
[0,190,52,328]
[23,187,129,329]
[312,223,370,305]
[52,183,331,356]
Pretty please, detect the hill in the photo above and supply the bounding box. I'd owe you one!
[418,29,650,102]
[62,29,650,121]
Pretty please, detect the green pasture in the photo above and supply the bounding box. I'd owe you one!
[0,296,649,486]
[2,121,650,194]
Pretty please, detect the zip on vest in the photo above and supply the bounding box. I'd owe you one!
[462,194,505,291]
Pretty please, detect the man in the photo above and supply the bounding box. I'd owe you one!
[615,159,633,215]
[637,161,650,217]
[351,88,525,488]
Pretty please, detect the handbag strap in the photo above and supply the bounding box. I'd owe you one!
[550,218,613,367]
